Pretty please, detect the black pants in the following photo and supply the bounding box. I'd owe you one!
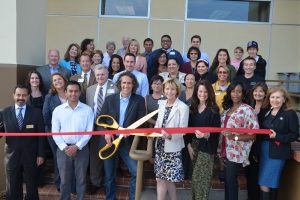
[224,160,242,200]
[245,155,260,200]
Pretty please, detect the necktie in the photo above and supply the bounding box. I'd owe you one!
[17,108,24,130]
[82,73,88,91]
[96,87,104,117]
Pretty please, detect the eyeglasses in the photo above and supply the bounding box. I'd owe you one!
[218,71,228,74]
[152,82,162,86]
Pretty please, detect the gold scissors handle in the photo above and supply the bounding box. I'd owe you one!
[99,134,124,160]
[96,115,120,129]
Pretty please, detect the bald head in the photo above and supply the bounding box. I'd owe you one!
[48,49,60,66]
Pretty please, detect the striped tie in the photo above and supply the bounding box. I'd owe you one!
[96,87,104,117]
[17,108,23,130]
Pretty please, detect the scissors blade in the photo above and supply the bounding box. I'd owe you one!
[126,109,160,129]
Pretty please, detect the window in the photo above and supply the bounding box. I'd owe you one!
[101,0,149,17]
[187,0,271,23]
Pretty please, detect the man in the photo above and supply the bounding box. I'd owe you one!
[102,41,116,67]
[0,84,46,200]
[52,81,94,200]
[100,71,146,200]
[71,52,97,103]
[141,38,154,61]
[183,35,210,63]
[116,36,130,57]
[36,49,71,93]
[234,56,264,92]
[237,41,267,80]
[113,53,149,97]
[86,65,117,194]
[147,34,183,81]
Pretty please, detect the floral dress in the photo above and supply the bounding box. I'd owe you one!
[154,106,184,182]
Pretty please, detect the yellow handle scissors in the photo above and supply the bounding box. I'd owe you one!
[96,109,161,160]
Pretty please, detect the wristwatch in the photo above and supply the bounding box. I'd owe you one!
[234,136,239,141]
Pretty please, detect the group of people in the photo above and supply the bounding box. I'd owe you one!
[0,34,299,200]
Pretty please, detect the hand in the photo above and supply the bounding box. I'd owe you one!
[105,134,115,146]
[195,130,205,138]
[187,143,195,161]
[36,157,44,166]
[269,129,276,139]
[161,130,171,140]
[64,145,79,157]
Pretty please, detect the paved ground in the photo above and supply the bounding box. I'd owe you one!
[141,188,247,200]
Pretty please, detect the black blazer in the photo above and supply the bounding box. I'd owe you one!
[0,105,46,160]
[42,94,62,133]
[261,108,299,159]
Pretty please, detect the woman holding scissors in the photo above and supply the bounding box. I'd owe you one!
[154,78,189,200]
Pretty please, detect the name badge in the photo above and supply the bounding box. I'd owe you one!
[107,89,115,94]
[78,78,84,83]
[26,124,34,129]
[169,52,175,55]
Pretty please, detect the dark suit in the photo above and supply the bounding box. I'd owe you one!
[86,80,117,187]
[70,71,97,103]
[0,105,46,200]
[36,65,71,93]
[99,93,146,200]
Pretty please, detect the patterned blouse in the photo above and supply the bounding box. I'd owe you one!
[219,103,259,166]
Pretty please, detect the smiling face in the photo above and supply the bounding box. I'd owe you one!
[158,53,167,65]
[87,41,95,51]
[124,55,135,72]
[196,61,208,75]
[111,57,121,72]
[243,59,256,76]
[120,75,133,97]
[253,86,266,101]
[191,38,201,48]
[95,68,108,86]
[13,88,29,106]
[197,85,208,104]
[231,85,243,104]
[217,66,229,82]
[92,53,102,65]
[48,50,60,66]
[189,49,199,61]
[30,73,40,87]
[167,59,179,75]
[80,55,92,73]
[129,41,139,55]
[218,51,228,65]
[164,82,177,101]
[161,36,172,49]
[269,91,285,110]
[69,45,78,58]
[65,84,80,103]
[52,74,66,90]
[185,74,196,89]
[144,41,153,52]
[247,47,258,58]
[151,79,163,93]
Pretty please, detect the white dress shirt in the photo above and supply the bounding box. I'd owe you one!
[102,52,111,68]
[52,101,94,151]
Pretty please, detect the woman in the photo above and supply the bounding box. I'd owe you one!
[246,82,268,200]
[186,80,220,200]
[231,46,244,71]
[194,59,216,83]
[59,43,82,76]
[219,81,259,200]
[126,39,147,74]
[212,65,231,113]
[25,70,45,110]
[42,73,68,191]
[154,78,189,200]
[209,49,236,82]
[108,54,125,80]
[91,49,104,71]
[180,46,200,74]
[145,75,165,127]
[160,58,186,86]
[80,38,95,53]
[259,87,299,200]
[179,73,196,106]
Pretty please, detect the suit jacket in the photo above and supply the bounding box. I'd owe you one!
[0,105,46,163]
[42,94,62,132]
[86,79,117,110]
[70,71,97,103]
[155,98,189,152]
[99,93,146,131]
[36,64,71,93]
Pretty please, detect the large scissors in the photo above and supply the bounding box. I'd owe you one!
[96,109,161,160]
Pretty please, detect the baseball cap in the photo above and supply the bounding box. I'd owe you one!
[247,41,258,50]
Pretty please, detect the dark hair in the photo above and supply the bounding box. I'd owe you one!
[191,35,202,43]
[150,75,164,85]
[250,82,268,107]
[222,81,247,110]
[187,46,201,60]
[50,73,67,94]
[64,43,81,63]
[25,70,45,94]
[161,34,171,41]
[167,58,180,66]
[210,48,231,74]
[243,56,256,66]
[116,71,139,93]
[144,38,153,45]
[65,80,81,92]
[108,54,125,75]
[124,52,136,61]
[14,84,29,94]
[190,80,217,114]
[80,38,94,52]
[184,73,196,82]
[153,50,168,75]
[91,50,104,62]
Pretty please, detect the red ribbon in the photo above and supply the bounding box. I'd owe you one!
[0,127,271,136]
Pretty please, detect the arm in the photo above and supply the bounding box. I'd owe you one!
[42,95,52,132]
[51,108,67,151]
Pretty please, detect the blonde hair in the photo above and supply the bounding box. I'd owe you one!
[263,86,294,110]
[126,39,140,55]
[162,78,181,97]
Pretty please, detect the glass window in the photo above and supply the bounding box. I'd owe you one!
[187,0,271,22]
[101,0,149,17]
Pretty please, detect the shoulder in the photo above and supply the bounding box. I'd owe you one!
[36,65,47,72]
[239,103,255,114]
[176,99,188,109]
[131,93,144,102]
[70,74,80,81]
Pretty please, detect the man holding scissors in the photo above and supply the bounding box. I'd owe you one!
[99,71,146,200]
